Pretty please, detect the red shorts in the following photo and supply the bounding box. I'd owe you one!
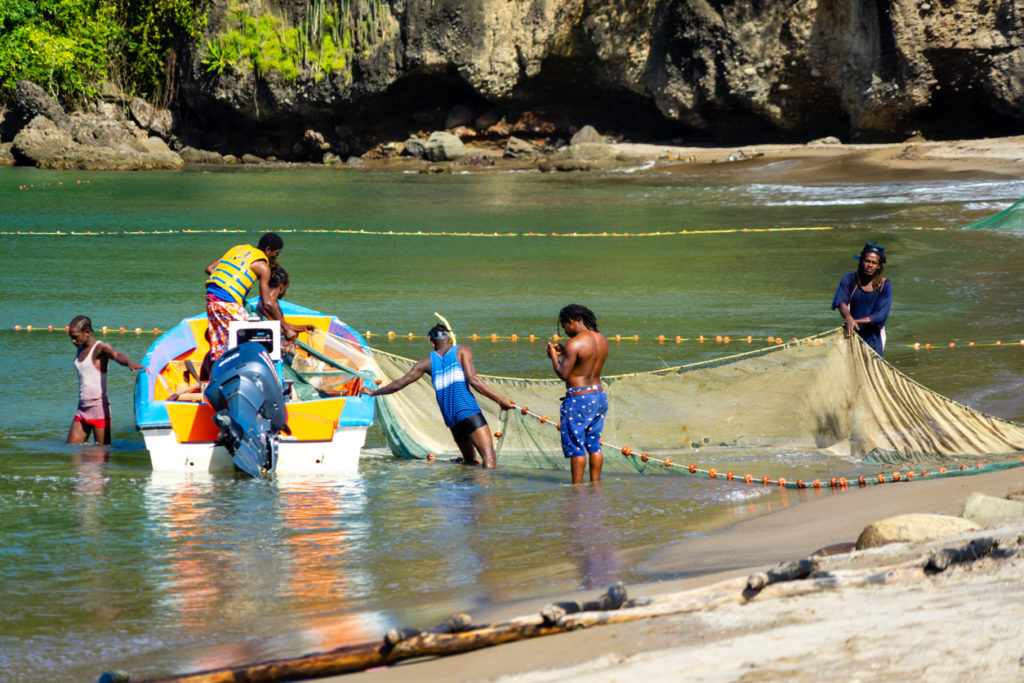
[74,401,110,429]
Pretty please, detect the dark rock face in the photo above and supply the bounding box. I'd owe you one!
[11,114,184,170]
[2,81,184,169]
[1,80,70,142]
[176,0,1023,152]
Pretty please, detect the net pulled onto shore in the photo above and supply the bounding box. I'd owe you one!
[323,329,1024,473]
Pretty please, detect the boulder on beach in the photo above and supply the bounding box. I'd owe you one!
[856,513,981,549]
[178,146,225,164]
[423,131,468,161]
[537,141,618,172]
[961,492,1024,521]
[503,136,537,159]
[570,125,603,145]
[403,137,427,158]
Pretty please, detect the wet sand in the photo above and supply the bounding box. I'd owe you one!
[339,466,1024,682]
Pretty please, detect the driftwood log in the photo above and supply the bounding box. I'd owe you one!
[109,537,1008,683]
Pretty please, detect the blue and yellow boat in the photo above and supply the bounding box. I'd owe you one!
[134,300,376,475]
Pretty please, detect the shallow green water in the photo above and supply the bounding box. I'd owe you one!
[1,165,1023,681]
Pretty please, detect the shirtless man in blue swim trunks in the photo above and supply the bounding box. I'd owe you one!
[547,304,609,484]
[368,323,514,468]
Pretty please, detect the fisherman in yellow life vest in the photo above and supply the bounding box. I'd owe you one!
[204,232,309,360]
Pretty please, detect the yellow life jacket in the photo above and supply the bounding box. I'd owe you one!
[205,244,268,304]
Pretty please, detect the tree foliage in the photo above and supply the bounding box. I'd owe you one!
[200,0,395,84]
[0,0,206,106]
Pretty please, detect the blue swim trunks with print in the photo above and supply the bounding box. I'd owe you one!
[559,385,608,458]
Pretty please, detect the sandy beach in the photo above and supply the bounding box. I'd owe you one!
[329,466,1024,682]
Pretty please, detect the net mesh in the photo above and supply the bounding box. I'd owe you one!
[960,196,1024,230]
[328,329,1024,472]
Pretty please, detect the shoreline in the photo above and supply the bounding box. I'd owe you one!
[5,135,1024,184]
[331,465,1024,681]
[349,135,1024,182]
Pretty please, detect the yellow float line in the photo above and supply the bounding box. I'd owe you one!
[0,225,959,237]
[10,325,1024,349]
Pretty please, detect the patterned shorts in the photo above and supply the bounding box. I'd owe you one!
[206,296,247,360]
[559,386,608,458]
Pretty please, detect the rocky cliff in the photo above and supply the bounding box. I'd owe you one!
[171,0,1023,159]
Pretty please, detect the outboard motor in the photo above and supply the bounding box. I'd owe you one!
[204,341,288,477]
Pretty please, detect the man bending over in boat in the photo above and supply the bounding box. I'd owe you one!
[367,324,515,468]
[547,304,609,484]
[204,232,307,361]
[67,315,145,445]
[257,265,312,357]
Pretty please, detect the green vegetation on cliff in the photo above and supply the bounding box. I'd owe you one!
[0,0,205,106]
[201,0,395,83]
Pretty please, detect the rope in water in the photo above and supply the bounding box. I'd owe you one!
[507,404,1024,489]
[8,325,1024,350]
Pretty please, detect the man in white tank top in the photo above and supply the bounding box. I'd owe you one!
[67,315,145,445]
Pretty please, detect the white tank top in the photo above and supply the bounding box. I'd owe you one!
[75,342,107,404]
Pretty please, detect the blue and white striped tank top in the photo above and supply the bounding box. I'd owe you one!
[430,345,481,428]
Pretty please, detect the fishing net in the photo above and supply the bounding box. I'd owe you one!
[959,196,1024,230]
[326,329,1024,473]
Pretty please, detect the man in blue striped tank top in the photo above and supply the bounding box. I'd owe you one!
[368,324,514,468]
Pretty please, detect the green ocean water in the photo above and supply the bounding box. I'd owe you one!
[1,164,1023,681]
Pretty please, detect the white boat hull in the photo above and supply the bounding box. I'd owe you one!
[143,425,367,475]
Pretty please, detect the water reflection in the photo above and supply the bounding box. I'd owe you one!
[565,484,622,589]
[142,473,383,673]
